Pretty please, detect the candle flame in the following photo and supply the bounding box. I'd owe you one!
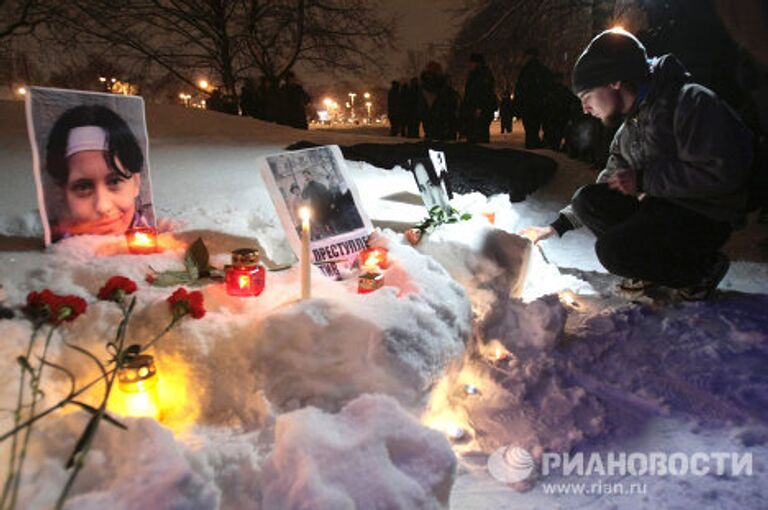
[238,274,250,289]
[132,232,153,246]
[558,290,579,308]
[106,355,199,433]
[299,206,311,223]
[364,252,381,269]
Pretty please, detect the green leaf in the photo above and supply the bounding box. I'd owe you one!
[208,268,226,278]
[185,237,209,274]
[460,213,472,221]
[70,401,127,430]
[151,271,193,287]
[65,413,101,469]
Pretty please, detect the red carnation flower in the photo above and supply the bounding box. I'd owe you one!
[405,228,423,246]
[57,295,87,323]
[24,289,59,322]
[167,288,206,320]
[24,290,87,324]
[98,276,138,302]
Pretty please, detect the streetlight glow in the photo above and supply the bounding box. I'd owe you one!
[17,86,27,96]
[198,79,209,90]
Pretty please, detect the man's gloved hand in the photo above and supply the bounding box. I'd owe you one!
[607,168,637,195]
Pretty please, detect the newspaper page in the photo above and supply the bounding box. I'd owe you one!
[260,145,373,280]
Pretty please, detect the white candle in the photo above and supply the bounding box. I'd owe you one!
[299,206,311,299]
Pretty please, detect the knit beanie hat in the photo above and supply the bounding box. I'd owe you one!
[572,29,650,94]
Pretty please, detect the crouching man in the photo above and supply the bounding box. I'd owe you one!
[522,29,753,300]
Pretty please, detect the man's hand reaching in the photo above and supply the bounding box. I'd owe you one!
[519,225,555,244]
[607,168,637,195]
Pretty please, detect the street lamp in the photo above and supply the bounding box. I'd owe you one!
[179,93,192,107]
[363,92,371,100]
[365,101,372,119]
[348,92,357,106]
[16,86,27,96]
[198,79,209,91]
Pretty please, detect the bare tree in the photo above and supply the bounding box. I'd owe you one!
[0,0,50,40]
[42,0,393,97]
[446,0,616,89]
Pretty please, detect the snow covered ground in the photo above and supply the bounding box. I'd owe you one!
[0,100,766,509]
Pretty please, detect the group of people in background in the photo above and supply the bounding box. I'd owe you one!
[228,72,311,130]
[387,50,613,168]
[387,53,497,144]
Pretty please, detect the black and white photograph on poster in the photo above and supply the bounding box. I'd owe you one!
[408,150,453,214]
[260,145,373,279]
[26,87,156,246]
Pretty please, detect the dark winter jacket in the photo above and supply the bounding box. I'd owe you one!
[555,55,753,233]
[513,57,552,114]
[463,64,497,120]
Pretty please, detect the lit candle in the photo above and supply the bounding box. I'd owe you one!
[360,246,389,271]
[446,424,466,442]
[558,290,580,309]
[358,271,384,294]
[117,354,160,419]
[299,206,311,299]
[225,248,266,297]
[126,226,158,255]
[491,347,514,368]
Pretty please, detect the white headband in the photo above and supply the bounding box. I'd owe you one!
[65,126,108,158]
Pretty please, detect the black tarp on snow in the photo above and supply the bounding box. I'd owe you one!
[285,141,557,202]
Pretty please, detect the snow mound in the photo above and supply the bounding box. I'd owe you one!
[422,293,605,462]
[414,219,531,320]
[261,394,456,510]
[252,232,472,412]
[28,416,220,510]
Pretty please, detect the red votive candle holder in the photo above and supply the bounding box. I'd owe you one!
[126,226,159,255]
[360,246,389,271]
[358,271,384,294]
[225,248,266,297]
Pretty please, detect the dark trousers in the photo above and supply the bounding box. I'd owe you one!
[571,183,732,288]
[522,111,543,149]
[500,116,512,133]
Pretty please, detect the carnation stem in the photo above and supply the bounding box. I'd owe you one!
[0,324,40,510]
[8,325,57,509]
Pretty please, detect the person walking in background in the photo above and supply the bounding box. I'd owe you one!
[240,78,258,118]
[514,47,552,149]
[419,61,458,141]
[462,53,497,143]
[404,77,421,138]
[387,81,401,136]
[280,72,310,129]
[499,89,514,134]
[542,73,581,150]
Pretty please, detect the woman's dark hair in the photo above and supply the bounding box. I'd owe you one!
[45,104,144,186]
